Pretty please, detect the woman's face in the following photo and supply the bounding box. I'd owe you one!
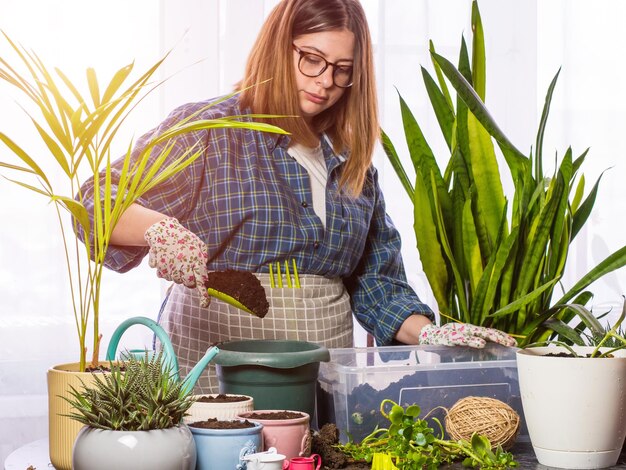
[292,29,355,123]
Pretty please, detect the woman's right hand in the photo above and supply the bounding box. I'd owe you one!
[144,217,211,307]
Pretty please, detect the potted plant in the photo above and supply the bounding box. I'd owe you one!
[382,0,626,345]
[187,417,264,470]
[184,393,254,424]
[65,352,197,470]
[0,32,286,469]
[237,410,311,461]
[516,298,626,469]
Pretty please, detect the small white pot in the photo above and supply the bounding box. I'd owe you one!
[184,394,254,424]
[517,346,626,469]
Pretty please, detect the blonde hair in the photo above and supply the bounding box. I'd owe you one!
[238,0,379,197]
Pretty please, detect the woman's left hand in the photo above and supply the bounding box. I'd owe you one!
[419,323,517,348]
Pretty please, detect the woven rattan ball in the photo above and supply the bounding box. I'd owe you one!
[444,396,519,449]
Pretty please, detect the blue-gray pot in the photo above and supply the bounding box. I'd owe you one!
[190,420,263,470]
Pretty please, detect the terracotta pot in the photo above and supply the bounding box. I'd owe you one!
[237,410,310,460]
[517,346,626,469]
[47,362,120,470]
[72,425,196,470]
[184,394,254,424]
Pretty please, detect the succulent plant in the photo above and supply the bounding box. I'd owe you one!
[65,352,195,430]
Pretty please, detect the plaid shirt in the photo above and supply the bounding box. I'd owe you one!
[81,94,433,345]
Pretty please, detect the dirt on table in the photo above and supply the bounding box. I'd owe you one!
[311,423,370,470]
[189,418,257,429]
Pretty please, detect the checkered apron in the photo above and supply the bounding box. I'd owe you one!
[158,274,353,393]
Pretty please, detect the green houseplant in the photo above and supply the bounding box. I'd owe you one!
[66,352,198,469]
[0,31,286,469]
[382,1,626,345]
[0,31,286,369]
[516,298,626,468]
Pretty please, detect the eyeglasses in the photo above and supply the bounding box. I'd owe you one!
[292,44,353,88]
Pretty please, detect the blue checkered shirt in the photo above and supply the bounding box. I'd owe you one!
[81,94,434,345]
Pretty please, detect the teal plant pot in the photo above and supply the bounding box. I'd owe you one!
[189,420,263,470]
[212,340,330,419]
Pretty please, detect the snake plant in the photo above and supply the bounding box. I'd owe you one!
[382,1,626,345]
[0,32,287,370]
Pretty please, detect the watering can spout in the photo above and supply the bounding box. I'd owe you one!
[182,345,220,394]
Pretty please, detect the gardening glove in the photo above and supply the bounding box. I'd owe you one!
[144,217,211,307]
[419,323,517,348]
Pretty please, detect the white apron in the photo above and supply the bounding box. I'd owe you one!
[158,274,354,393]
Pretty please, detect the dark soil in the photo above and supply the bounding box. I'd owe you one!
[189,418,256,429]
[245,411,304,420]
[545,352,613,358]
[311,424,370,470]
[196,394,250,403]
[205,270,269,318]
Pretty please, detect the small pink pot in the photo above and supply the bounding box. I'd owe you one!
[237,410,310,460]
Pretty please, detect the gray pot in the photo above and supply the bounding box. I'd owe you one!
[72,425,196,470]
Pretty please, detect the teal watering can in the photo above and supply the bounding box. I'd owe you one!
[105,316,219,394]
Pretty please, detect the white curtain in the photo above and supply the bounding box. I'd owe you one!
[0,0,624,460]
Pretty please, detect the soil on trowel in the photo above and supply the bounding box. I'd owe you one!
[189,418,256,429]
[311,423,370,470]
[205,270,269,318]
[245,411,304,420]
[196,394,250,403]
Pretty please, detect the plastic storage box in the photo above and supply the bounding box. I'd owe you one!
[316,343,526,443]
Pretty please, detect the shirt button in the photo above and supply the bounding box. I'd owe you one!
[313,241,320,249]
[301,201,308,208]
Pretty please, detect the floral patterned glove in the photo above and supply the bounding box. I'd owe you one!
[419,323,517,348]
[144,217,210,307]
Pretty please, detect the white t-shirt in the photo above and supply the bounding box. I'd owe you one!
[287,142,328,228]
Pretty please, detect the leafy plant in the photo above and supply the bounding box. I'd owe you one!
[65,352,194,430]
[0,32,287,370]
[529,296,626,358]
[337,399,517,470]
[382,0,626,345]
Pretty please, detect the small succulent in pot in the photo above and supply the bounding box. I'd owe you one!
[64,351,195,430]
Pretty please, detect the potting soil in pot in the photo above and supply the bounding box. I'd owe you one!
[190,418,257,429]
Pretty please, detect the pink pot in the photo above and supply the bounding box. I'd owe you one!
[237,410,310,460]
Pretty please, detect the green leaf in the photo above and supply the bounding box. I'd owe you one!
[571,170,605,240]
[534,68,561,181]
[421,66,454,149]
[414,169,449,311]
[381,129,413,200]
[431,51,529,176]
[0,133,52,190]
[491,278,559,317]
[471,0,486,101]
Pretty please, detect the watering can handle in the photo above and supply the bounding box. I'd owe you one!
[105,316,180,381]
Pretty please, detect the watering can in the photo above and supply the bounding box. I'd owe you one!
[106,316,219,394]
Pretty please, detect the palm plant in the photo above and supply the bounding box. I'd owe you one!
[0,32,287,370]
[382,1,626,345]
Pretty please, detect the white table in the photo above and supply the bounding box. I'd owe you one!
[4,438,53,470]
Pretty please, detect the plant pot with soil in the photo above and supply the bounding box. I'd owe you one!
[517,300,626,469]
[237,410,311,460]
[67,353,196,470]
[184,393,254,424]
[188,418,264,470]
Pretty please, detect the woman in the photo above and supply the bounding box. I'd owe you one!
[81,0,515,392]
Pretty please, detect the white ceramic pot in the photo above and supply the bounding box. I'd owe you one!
[72,425,196,470]
[517,346,626,469]
[184,394,254,424]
